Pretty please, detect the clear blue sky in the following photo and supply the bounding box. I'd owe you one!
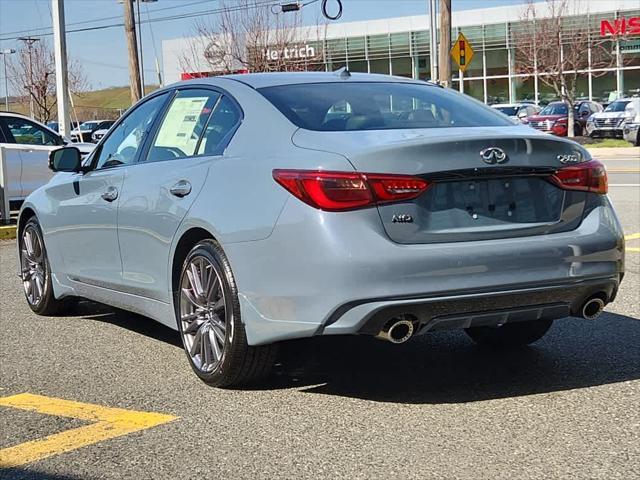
[1,0,538,92]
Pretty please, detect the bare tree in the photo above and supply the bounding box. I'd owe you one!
[9,40,87,123]
[513,0,623,137]
[179,0,324,76]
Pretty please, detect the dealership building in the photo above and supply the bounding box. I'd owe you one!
[162,0,640,105]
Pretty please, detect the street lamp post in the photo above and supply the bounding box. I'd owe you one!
[17,36,40,119]
[0,49,16,111]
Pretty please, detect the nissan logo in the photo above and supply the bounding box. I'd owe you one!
[480,147,508,164]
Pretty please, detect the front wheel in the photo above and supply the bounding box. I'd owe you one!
[19,217,71,315]
[176,239,277,387]
[465,319,554,348]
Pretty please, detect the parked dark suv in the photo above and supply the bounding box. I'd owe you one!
[523,100,602,136]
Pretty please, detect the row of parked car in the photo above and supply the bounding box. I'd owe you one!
[46,119,116,143]
[491,98,640,145]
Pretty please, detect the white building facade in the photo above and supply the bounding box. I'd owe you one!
[162,0,640,105]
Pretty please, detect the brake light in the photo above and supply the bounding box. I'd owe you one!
[548,159,608,194]
[273,169,431,211]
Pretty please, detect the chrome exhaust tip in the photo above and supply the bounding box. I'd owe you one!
[375,317,415,344]
[581,297,605,320]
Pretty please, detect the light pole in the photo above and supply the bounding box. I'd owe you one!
[0,49,16,111]
[18,36,40,118]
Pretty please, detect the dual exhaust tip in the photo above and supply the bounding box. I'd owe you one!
[375,295,606,344]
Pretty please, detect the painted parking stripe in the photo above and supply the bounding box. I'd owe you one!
[625,233,640,253]
[0,393,176,468]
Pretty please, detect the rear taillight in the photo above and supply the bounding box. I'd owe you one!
[548,159,608,194]
[273,169,431,211]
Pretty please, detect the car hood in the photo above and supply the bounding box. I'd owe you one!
[592,111,627,119]
[68,142,96,155]
[526,114,566,122]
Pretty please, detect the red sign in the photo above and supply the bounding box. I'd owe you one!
[600,17,640,37]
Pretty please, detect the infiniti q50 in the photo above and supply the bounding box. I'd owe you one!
[18,72,624,387]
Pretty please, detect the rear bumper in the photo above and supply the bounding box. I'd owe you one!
[224,198,624,346]
[337,276,619,337]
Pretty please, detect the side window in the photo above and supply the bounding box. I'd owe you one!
[146,89,220,162]
[3,117,61,146]
[196,96,241,156]
[94,93,168,169]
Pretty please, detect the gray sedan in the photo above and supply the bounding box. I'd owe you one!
[17,72,625,387]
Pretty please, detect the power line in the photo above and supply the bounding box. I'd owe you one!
[0,0,278,42]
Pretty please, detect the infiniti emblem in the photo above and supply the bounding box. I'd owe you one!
[479,147,508,164]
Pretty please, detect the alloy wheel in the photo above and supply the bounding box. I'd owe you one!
[180,255,230,373]
[21,225,46,306]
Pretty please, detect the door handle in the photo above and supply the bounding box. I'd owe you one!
[101,186,118,202]
[170,180,192,198]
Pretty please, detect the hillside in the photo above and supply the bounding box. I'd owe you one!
[5,85,159,121]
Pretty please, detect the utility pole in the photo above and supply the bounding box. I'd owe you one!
[17,36,40,118]
[429,0,438,82]
[52,0,71,138]
[438,0,451,87]
[135,0,145,92]
[123,0,142,103]
[0,49,16,111]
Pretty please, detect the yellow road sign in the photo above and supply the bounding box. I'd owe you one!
[450,32,475,72]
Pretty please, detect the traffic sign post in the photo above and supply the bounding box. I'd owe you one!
[450,32,475,73]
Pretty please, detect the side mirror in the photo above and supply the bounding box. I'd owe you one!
[49,147,82,172]
[581,111,590,117]
[517,110,528,119]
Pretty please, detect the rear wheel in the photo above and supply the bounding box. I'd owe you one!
[465,319,553,347]
[176,239,277,387]
[19,217,71,315]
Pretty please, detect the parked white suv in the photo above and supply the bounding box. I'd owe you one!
[586,98,636,138]
[0,112,95,202]
[622,98,640,146]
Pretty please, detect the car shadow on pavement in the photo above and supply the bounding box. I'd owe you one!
[0,469,81,480]
[272,313,640,404]
[72,300,182,348]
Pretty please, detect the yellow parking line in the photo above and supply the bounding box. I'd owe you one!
[625,233,640,241]
[607,168,640,173]
[0,393,176,468]
[628,247,640,253]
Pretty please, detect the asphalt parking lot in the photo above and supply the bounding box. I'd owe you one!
[1,156,639,479]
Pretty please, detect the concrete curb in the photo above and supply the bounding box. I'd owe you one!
[0,225,17,240]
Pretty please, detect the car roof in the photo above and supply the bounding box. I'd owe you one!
[176,71,431,90]
[492,103,529,107]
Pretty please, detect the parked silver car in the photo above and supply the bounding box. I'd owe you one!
[586,98,636,138]
[18,73,624,387]
[0,112,94,202]
[622,98,640,146]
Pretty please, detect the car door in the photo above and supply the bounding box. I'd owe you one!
[0,120,22,201]
[43,92,170,289]
[0,116,64,199]
[117,89,242,303]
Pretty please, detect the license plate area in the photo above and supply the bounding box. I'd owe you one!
[377,176,581,244]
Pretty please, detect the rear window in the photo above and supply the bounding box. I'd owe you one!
[258,82,512,131]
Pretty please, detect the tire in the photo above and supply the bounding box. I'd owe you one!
[635,131,640,147]
[19,217,71,315]
[175,239,278,387]
[465,319,554,348]
[574,124,583,137]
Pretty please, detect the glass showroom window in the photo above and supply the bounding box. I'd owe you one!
[487,77,509,104]
[623,69,640,97]
[391,57,412,78]
[592,71,618,104]
[575,73,590,100]
[465,79,484,101]
[538,82,558,105]
[370,59,390,75]
[514,76,535,102]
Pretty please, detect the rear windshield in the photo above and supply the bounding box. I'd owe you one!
[258,82,512,131]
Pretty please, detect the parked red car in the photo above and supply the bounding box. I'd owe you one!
[522,101,602,136]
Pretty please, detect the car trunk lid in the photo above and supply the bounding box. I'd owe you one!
[292,126,590,243]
